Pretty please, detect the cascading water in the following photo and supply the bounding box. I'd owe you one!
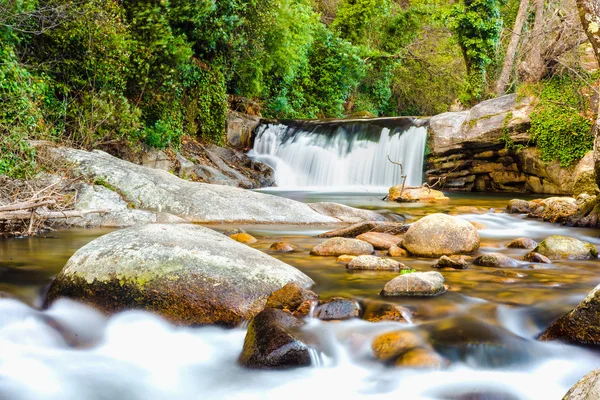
[249,118,428,191]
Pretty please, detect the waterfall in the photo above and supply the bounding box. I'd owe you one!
[248,118,428,191]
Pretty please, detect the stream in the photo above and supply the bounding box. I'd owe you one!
[1,191,600,399]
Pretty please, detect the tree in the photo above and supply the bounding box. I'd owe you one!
[520,0,545,82]
[496,0,529,95]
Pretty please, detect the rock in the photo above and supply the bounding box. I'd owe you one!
[362,302,412,323]
[506,199,533,214]
[45,224,314,327]
[428,94,534,156]
[46,147,369,224]
[489,270,527,278]
[269,241,294,252]
[239,308,311,369]
[538,282,600,345]
[310,237,374,257]
[347,255,408,271]
[388,245,408,257]
[308,202,386,223]
[318,222,383,238]
[265,283,318,313]
[563,369,600,400]
[229,232,257,244]
[473,253,520,268]
[381,272,446,297]
[533,236,598,260]
[517,147,580,195]
[506,238,537,249]
[573,152,599,197]
[226,111,260,149]
[372,330,426,361]
[388,186,449,202]
[336,255,357,264]
[175,154,195,179]
[402,214,480,257]
[522,252,552,264]
[394,347,448,369]
[432,255,469,269]
[314,297,361,320]
[531,197,579,222]
[355,232,403,250]
[141,148,173,171]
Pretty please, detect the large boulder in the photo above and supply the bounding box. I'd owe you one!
[45,224,314,327]
[428,94,534,156]
[532,236,598,260]
[381,272,446,297]
[310,237,375,256]
[564,369,600,400]
[239,308,311,369]
[538,283,600,345]
[402,213,480,257]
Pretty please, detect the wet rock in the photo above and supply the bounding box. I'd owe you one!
[522,252,552,264]
[388,245,408,257]
[336,255,357,264]
[489,270,527,278]
[175,154,195,178]
[347,255,407,271]
[394,347,448,369]
[46,224,314,327]
[310,237,374,257]
[292,300,314,318]
[538,282,600,345]
[533,236,598,260]
[362,302,412,323]
[563,368,600,400]
[506,199,533,214]
[318,221,408,238]
[226,111,260,149]
[265,283,318,313]
[381,272,446,297]
[531,197,579,222]
[432,255,469,270]
[355,232,402,250]
[506,237,537,249]
[473,253,520,268]
[572,152,599,197]
[389,186,449,203]
[223,228,245,236]
[308,202,386,223]
[372,330,426,361]
[239,308,311,369]
[269,241,294,252]
[314,297,361,321]
[229,232,257,244]
[402,214,480,257]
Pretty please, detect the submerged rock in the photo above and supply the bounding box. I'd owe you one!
[506,237,537,249]
[506,199,534,214]
[394,347,448,369]
[402,214,480,257]
[362,302,412,323]
[356,232,402,250]
[265,283,318,314]
[372,330,426,361]
[563,369,600,400]
[381,272,446,297]
[432,255,469,270]
[314,297,361,320]
[522,252,552,264]
[474,253,520,268]
[269,241,295,252]
[46,224,314,327]
[310,237,375,256]
[347,255,407,271]
[229,232,257,244]
[533,236,598,260]
[239,308,311,369]
[538,283,600,345]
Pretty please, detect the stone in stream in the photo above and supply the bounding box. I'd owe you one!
[317,221,408,238]
[45,224,314,327]
[229,232,257,244]
[506,237,537,249]
[394,347,448,369]
[336,255,357,264]
[473,253,520,268]
[313,297,361,320]
[432,255,469,270]
[563,369,600,400]
[356,232,403,250]
[362,302,412,323]
[265,283,318,314]
[531,235,598,260]
[239,308,311,369]
[388,245,408,257]
[381,272,446,297]
[269,241,295,252]
[388,186,449,203]
[401,214,480,258]
[489,270,527,278]
[310,237,375,256]
[371,330,427,361]
[538,282,600,345]
[522,252,552,264]
[506,199,534,214]
[347,255,408,271]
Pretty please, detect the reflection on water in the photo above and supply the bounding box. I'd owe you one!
[1,191,600,399]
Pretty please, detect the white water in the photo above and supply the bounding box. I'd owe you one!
[249,120,428,191]
[0,297,597,400]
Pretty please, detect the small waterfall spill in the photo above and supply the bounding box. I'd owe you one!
[249,118,428,191]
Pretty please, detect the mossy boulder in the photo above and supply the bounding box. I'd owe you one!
[402,214,480,257]
[45,224,314,327]
[533,236,598,260]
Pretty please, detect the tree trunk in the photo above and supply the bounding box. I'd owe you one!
[496,0,529,95]
[522,0,545,82]
[575,0,600,187]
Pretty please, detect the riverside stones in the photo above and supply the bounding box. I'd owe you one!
[381,272,446,297]
[45,224,314,327]
[506,238,537,249]
[310,237,375,256]
[473,253,520,268]
[355,232,402,250]
[402,214,480,257]
[531,236,598,260]
[269,241,295,252]
[432,255,469,269]
[265,283,318,314]
[314,297,361,320]
[347,255,407,271]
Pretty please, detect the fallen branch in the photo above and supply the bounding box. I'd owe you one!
[0,199,57,212]
[0,209,108,221]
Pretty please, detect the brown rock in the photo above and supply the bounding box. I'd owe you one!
[318,222,409,238]
[372,330,426,361]
[388,245,408,257]
[522,252,552,264]
[314,297,361,320]
[389,186,449,203]
[336,255,357,264]
[506,238,537,249]
[489,270,527,278]
[362,302,412,323]
[432,255,469,269]
[230,233,257,244]
[394,347,448,369]
[265,282,318,313]
[310,237,374,256]
[347,255,407,271]
[356,232,403,250]
[474,253,520,268]
[506,199,533,214]
[269,241,294,252]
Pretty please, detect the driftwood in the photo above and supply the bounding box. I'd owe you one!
[0,199,57,212]
[0,209,108,221]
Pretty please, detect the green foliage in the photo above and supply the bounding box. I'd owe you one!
[528,76,594,167]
